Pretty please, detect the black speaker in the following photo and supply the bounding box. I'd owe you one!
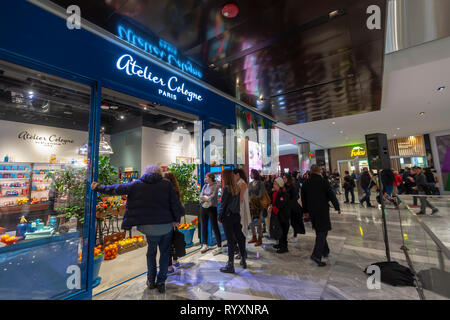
[365,133,390,170]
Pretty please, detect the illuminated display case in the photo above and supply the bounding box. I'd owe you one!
[0,162,64,212]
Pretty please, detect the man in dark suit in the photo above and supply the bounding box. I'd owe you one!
[301,165,341,267]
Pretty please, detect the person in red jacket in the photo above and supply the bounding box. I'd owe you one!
[393,171,403,195]
[268,177,290,253]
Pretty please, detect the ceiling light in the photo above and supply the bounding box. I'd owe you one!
[101,104,109,110]
[144,106,147,110]
[437,86,445,92]
[393,134,397,137]
[340,130,344,134]
[119,115,125,120]
[397,128,400,130]
[280,106,286,110]
[209,63,216,68]
[419,112,425,116]
[332,121,336,125]
[110,105,119,110]
[28,91,34,95]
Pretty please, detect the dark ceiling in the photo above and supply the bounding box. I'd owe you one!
[50,0,386,125]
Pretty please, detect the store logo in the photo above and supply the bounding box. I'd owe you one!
[351,146,366,157]
[115,54,203,102]
[18,131,74,146]
[117,24,203,79]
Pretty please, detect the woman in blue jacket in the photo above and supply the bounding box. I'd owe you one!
[91,165,184,294]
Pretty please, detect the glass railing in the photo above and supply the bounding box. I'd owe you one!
[391,194,450,300]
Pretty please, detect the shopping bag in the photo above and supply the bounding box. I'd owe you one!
[172,228,186,258]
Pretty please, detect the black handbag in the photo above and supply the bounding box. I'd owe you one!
[172,227,186,258]
[269,213,282,240]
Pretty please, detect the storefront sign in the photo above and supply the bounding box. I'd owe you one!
[18,131,74,146]
[115,54,203,103]
[351,146,366,157]
[117,24,203,79]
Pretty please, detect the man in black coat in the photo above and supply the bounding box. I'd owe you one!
[91,165,184,293]
[359,167,373,208]
[301,165,341,266]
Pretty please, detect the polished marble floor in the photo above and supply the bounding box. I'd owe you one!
[94,194,449,300]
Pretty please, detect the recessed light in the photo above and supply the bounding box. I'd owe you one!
[28,91,34,95]
[437,86,445,92]
[340,130,344,134]
[393,134,397,137]
[119,115,125,120]
[332,121,336,125]
[419,112,425,116]
[397,128,400,130]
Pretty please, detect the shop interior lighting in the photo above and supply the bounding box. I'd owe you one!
[78,129,113,155]
[419,112,425,116]
[332,121,336,125]
[437,86,445,92]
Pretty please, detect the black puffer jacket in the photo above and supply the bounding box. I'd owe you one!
[95,173,184,230]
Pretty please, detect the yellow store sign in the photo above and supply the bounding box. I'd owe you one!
[351,146,366,157]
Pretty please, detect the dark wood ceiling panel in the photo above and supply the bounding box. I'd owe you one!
[50,0,386,125]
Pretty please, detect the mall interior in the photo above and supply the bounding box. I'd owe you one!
[0,0,449,301]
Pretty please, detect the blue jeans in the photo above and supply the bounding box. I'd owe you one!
[144,229,173,284]
[384,185,393,195]
[360,188,371,206]
[345,188,355,202]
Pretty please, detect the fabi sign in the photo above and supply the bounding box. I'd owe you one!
[351,146,366,158]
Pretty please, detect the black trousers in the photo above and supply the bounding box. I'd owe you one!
[222,214,247,263]
[201,206,222,247]
[312,230,329,259]
[278,215,290,249]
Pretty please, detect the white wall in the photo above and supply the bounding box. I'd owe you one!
[0,119,88,164]
[141,127,195,172]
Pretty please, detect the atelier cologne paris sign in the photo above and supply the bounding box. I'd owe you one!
[117,24,203,79]
[115,53,204,103]
[350,146,366,157]
[18,131,74,147]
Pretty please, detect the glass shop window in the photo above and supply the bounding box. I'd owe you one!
[0,59,92,299]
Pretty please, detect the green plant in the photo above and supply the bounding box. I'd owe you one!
[46,156,119,224]
[46,166,87,223]
[168,163,200,205]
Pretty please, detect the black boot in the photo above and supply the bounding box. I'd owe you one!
[240,251,247,269]
[147,279,156,290]
[220,261,235,273]
[156,282,165,293]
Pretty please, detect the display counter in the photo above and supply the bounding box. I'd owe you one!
[0,231,81,299]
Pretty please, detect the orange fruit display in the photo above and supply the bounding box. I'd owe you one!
[103,243,118,260]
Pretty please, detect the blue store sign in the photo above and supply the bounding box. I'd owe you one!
[115,53,203,102]
[117,23,203,79]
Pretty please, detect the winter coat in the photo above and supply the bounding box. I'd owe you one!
[381,169,395,187]
[301,173,340,232]
[360,171,372,190]
[95,173,184,230]
[271,188,290,223]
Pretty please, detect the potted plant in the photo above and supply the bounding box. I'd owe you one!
[168,163,200,216]
[168,163,200,246]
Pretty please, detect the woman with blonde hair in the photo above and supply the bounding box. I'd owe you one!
[218,169,247,273]
[164,171,184,274]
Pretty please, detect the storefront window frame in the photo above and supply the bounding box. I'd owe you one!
[0,50,101,300]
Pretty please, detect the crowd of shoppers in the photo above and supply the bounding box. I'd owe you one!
[89,161,441,294]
